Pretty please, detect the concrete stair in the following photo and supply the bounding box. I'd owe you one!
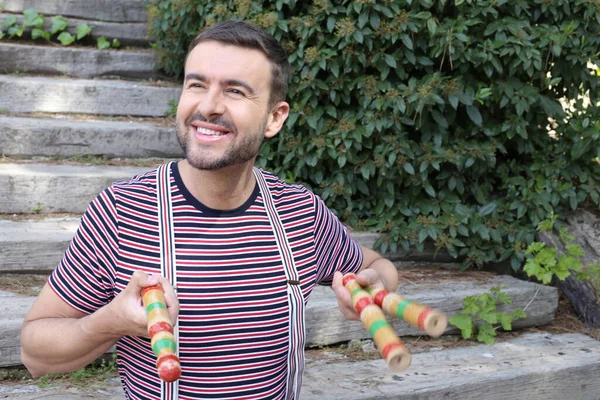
[1,2,598,399]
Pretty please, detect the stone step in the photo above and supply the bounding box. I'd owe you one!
[3,332,600,399]
[0,75,181,117]
[0,13,149,46]
[0,116,181,158]
[2,0,148,22]
[0,216,459,272]
[0,43,159,79]
[0,272,557,367]
[0,163,150,214]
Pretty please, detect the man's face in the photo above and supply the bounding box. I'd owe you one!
[176,40,283,171]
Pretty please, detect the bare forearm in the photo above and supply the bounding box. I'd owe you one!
[21,306,120,377]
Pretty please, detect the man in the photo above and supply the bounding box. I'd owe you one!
[21,21,398,399]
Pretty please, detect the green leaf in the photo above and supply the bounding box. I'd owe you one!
[477,324,496,344]
[76,23,92,40]
[370,14,380,30]
[384,54,397,68]
[23,9,44,28]
[31,28,50,40]
[448,314,473,339]
[112,38,121,48]
[466,105,483,126]
[2,15,17,28]
[403,163,415,175]
[50,16,68,35]
[426,18,437,34]
[96,36,110,49]
[498,313,513,330]
[57,31,75,46]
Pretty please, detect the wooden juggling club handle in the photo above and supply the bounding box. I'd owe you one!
[141,285,181,382]
[343,273,411,372]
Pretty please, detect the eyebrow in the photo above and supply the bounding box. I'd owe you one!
[184,73,256,96]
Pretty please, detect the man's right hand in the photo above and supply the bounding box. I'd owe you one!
[103,271,180,338]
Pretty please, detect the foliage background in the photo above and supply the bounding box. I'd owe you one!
[148,0,600,270]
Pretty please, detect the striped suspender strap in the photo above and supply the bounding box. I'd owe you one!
[156,162,179,400]
[253,168,306,400]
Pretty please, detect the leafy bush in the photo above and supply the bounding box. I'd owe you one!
[148,0,600,270]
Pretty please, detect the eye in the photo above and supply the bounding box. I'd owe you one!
[187,82,205,89]
[226,88,245,96]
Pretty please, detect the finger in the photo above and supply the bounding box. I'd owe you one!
[355,269,379,287]
[157,278,180,326]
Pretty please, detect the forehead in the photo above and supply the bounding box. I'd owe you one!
[185,41,272,89]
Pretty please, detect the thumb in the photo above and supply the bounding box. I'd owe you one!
[129,271,160,293]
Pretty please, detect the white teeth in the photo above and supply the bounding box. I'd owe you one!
[196,127,224,136]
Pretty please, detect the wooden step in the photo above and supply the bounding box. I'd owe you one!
[0,43,159,79]
[0,13,149,46]
[0,272,557,367]
[2,0,148,23]
[0,116,181,158]
[0,216,457,272]
[0,163,150,213]
[0,75,180,117]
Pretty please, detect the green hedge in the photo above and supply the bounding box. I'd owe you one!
[148,0,600,270]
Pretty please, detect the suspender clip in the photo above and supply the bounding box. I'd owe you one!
[287,279,300,285]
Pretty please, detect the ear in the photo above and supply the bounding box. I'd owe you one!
[264,101,290,139]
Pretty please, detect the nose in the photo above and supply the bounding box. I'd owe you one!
[197,88,226,120]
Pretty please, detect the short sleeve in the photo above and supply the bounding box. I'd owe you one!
[312,194,363,285]
[48,187,119,314]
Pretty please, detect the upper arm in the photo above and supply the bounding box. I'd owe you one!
[357,245,383,272]
[24,283,87,324]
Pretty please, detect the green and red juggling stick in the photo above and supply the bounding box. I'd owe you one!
[367,286,447,338]
[343,273,412,372]
[141,285,181,382]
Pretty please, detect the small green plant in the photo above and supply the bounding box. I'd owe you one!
[524,214,585,284]
[97,36,121,50]
[1,9,92,45]
[71,154,109,165]
[164,99,178,118]
[449,286,526,344]
[33,204,42,213]
[37,353,118,388]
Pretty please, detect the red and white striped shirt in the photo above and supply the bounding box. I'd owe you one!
[49,162,362,399]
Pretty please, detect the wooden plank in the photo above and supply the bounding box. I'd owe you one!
[301,333,600,399]
[0,163,150,213]
[0,43,158,79]
[0,75,181,117]
[0,294,36,367]
[2,0,148,22]
[0,116,181,158]
[0,12,149,46]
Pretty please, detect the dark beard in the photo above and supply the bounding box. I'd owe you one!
[175,114,267,171]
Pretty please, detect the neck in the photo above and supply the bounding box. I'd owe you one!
[177,160,257,210]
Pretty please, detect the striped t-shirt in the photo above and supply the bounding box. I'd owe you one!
[49,162,363,399]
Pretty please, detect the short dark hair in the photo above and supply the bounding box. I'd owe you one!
[185,21,290,108]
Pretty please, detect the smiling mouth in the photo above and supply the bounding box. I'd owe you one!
[196,126,228,136]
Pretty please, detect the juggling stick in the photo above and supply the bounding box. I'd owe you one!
[141,285,181,382]
[343,273,412,372]
[367,286,448,338]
